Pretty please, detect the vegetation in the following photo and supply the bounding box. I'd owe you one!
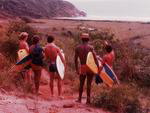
[92,85,142,113]
[0,21,38,62]
[0,20,149,112]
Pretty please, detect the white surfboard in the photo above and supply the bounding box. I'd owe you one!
[86,52,98,74]
[56,55,65,80]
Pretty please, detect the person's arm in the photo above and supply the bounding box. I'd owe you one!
[44,48,49,60]
[74,47,79,74]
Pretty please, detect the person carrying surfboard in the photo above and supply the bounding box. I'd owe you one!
[29,35,44,94]
[44,35,65,97]
[18,32,31,83]
[74,33,100,104]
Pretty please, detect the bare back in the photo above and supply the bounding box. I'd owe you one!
[75,43,93,65]
[45,43,60,63]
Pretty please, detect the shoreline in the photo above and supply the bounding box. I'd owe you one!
[53,17,150,24]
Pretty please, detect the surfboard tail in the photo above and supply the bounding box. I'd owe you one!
[16,55,32,65]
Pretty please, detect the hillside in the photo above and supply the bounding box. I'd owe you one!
[0,0,86,18]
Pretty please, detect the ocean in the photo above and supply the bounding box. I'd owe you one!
[65,0,150,22]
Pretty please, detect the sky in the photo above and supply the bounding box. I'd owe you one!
[65,0,150,19]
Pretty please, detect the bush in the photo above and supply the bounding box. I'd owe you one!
[92,85,142,113]
[0,21,38,62]
[0,54,10,70]
[0,69,16,91]
[20,16,33,23]
[0,37,18,62]
[6,21,38,45]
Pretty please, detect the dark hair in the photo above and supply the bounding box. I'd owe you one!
[47,35,54,43]
[32,35,40,44]
[105,45,113,53]
[81,38,89,43]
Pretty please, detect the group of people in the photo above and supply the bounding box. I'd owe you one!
[18,32,65,97]
[18,32,115,104]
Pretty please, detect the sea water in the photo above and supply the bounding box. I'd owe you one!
[64,0,150,22]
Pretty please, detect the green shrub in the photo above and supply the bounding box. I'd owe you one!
[92,85,142,113]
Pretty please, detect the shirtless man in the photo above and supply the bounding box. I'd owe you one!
[29,35,44,94]
[75,33,100,104]
[44,35,65,97]
[18,32,31,83]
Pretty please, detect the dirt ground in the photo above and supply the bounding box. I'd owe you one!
[0,70,110,113]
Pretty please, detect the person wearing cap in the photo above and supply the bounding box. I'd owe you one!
[44,35,65,97]
[18,32,32,83]
[74,33,100,104]
[29,35,44,94]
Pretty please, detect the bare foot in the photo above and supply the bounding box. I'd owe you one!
[75,99,81,103]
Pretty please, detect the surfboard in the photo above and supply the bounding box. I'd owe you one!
[15,55,32,71]
[100,63,120,86]
[16,55,32,65]
[86,52,98,74]
[86,52,119,87]
[17,49,28,61]
[56,55,65,80]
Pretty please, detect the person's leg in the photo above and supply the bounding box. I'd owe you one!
[26,69,32,84]
[86,73,93,104]
[77,74,86,102]
[33,70,41,94]
[57,75,62,96]
[49,72,54,96]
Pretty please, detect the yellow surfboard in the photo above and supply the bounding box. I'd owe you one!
[17,49,28,61]
[86,52,98,74]
[86,52,119,87]
[16,49,29,71]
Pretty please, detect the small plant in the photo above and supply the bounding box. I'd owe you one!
[52,27,57,31]
[0,37,18,62]
[0,69,16,91]
[92,85,142,113]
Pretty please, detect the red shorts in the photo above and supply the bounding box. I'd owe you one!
[80,65,92,75]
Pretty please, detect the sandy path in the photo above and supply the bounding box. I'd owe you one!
[0,70,110,113]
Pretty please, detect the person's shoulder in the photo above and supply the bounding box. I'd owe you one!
[21,41,28,45]
[29,45,34,49]
[75,44,81,50]
[87,44,94,49]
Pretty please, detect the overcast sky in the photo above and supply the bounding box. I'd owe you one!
[65,0,150,18]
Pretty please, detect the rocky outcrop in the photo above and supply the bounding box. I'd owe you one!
[0,0,86,18]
